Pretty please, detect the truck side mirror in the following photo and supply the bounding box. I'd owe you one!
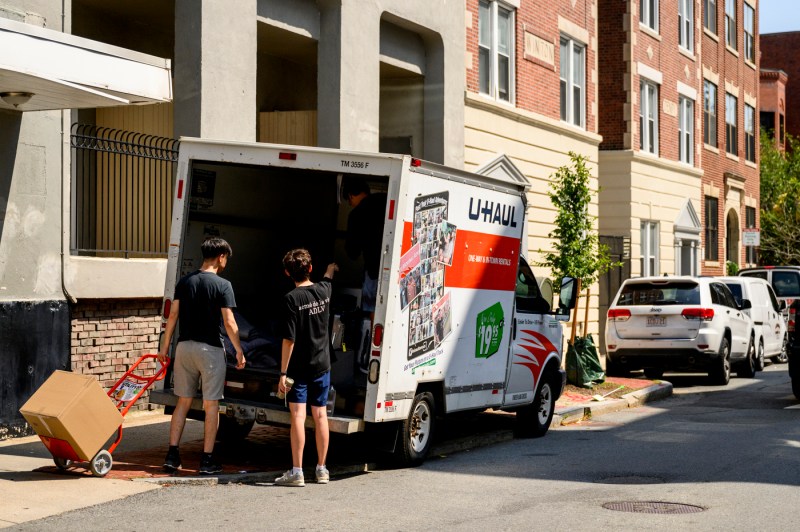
[557,277,578,318]
[740,299,752,311]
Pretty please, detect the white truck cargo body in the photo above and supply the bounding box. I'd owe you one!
[150,138,576,464]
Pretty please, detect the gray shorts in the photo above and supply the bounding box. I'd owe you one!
[173,340,226,401]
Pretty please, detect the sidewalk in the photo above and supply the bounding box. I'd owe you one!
[0,379,672,528]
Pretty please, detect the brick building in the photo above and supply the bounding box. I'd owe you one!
[761,31,800,142]
[759,68,788,151]
[700,0,760,274]
[464,0,602,336]
[597,0,704,281]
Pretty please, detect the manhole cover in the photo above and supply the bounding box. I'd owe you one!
[603,501,705,514]
[595,475,665,485]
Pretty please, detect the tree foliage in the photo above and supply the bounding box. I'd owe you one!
[759,130,800,265]
[538,152,617,290]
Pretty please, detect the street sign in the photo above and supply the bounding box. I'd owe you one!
[743,230,760,246]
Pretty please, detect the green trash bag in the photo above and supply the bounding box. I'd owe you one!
[566,334,606,389]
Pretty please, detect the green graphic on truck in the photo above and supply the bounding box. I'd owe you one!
[476,302,504,358]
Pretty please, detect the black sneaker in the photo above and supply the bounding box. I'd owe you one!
[199,456,222,475]
[163,448,181,472]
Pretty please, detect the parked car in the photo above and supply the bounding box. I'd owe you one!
[717,276,787,369]
[739,266,799,363]
[605,276,755,384]
[787,301,800,399]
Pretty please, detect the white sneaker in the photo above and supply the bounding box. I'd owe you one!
[274,469,305,487]
[315,466,330,484]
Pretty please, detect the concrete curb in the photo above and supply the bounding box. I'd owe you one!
[552,380,673,426]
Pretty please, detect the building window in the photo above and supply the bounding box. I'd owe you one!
[725,93,738,155]
[679,0,694,51]
[704,0,717,34]
[560,37,586,128]
[641,221,659,276]
[703,81,717,147]
[705,196,719,261]
[745,206,757,264]
[640,80,659,154]
[745,104,755,162]
[744,3,755,62]
[760,110,775,135]
[725,0,736,49]
[478,0,515,103]
[679,97,694,164]
[640,0,659,31]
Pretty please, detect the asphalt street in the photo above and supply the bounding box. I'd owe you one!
[8,363,799,531]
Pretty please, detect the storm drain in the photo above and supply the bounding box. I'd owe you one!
[603,501,706,514]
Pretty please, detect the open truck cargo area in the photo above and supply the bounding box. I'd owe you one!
[150,139,577,465]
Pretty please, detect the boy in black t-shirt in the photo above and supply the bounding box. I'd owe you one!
[275,249,338,487]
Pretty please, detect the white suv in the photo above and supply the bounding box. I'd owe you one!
[605,276,755,385]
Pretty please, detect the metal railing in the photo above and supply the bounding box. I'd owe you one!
[71,124,179,258]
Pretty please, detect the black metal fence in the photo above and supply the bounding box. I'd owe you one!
[71,124,179,258]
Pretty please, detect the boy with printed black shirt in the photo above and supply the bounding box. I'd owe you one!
[275,249,337,487]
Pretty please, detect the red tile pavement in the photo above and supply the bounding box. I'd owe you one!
[556,376,655,408]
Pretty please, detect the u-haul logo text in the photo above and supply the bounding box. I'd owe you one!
[468,198,518,227]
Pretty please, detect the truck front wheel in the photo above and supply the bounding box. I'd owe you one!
[515,370,557,438]
[399,392,435,466]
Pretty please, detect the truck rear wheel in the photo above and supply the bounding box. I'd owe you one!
[515,370,557,438]
[399,392,435,466]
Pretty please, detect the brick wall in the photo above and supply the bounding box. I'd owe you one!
[761,32,800,141]
[465,0,598,134]
[70,298,163,412]
[759,69,788,150]
[700,0,760,274]
[597,0,627,149]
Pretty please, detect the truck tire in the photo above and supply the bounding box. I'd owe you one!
[772,335,789,364]
[217,416,254,442]
[514,370,557,439]
[755,339,765,372]
[738,336,756,378]
[710,337,731,385]
[399,392,435,466]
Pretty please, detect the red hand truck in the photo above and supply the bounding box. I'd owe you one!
[52,354,169,477]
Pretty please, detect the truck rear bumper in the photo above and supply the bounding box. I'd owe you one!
[149,389,365,434]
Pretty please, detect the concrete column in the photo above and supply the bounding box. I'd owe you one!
[318,1,380,151]
[674,237,682,275]
[174,0,257,141]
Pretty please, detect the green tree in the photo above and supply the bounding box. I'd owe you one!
[538,152,617,292]
[759,130,800,265]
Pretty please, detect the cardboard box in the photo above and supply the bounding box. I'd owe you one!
[20,371,123,462]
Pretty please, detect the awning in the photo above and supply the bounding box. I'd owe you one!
[0,18,172,112]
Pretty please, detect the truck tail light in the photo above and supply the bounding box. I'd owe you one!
[608,308,631,321]
[789,306,796,332]
[162,299,171,319]
[279,152,297,160]
[372,324,384,347]
[682,308,714,321]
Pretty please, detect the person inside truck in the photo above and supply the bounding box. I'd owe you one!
[274,249,337,487]
[157,237,245,475]
[343,177,387,372]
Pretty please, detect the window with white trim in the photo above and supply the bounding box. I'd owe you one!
[640,0,659,31]
[744,3,755,62]
[641,221,659,276]
[679,0,694,51]
[705,196,719,261]
[745,103,755,163]
[704,0,717,34]
[478,0,515,103]
[679,96,694,164]
[725,0,736,49]
[560,36,586,128]
[640,80,659,154]
[703,80,717,146]
[725,92,738,155]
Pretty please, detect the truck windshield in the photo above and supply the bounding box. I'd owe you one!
[616,282,700,306]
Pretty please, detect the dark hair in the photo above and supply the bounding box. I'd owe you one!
[341,177,370,199]
[283,248,312,282]
[201,237,233,259]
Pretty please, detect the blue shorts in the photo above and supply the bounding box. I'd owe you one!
[287,371,330,407]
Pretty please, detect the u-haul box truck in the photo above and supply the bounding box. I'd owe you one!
[150,139,577,465]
